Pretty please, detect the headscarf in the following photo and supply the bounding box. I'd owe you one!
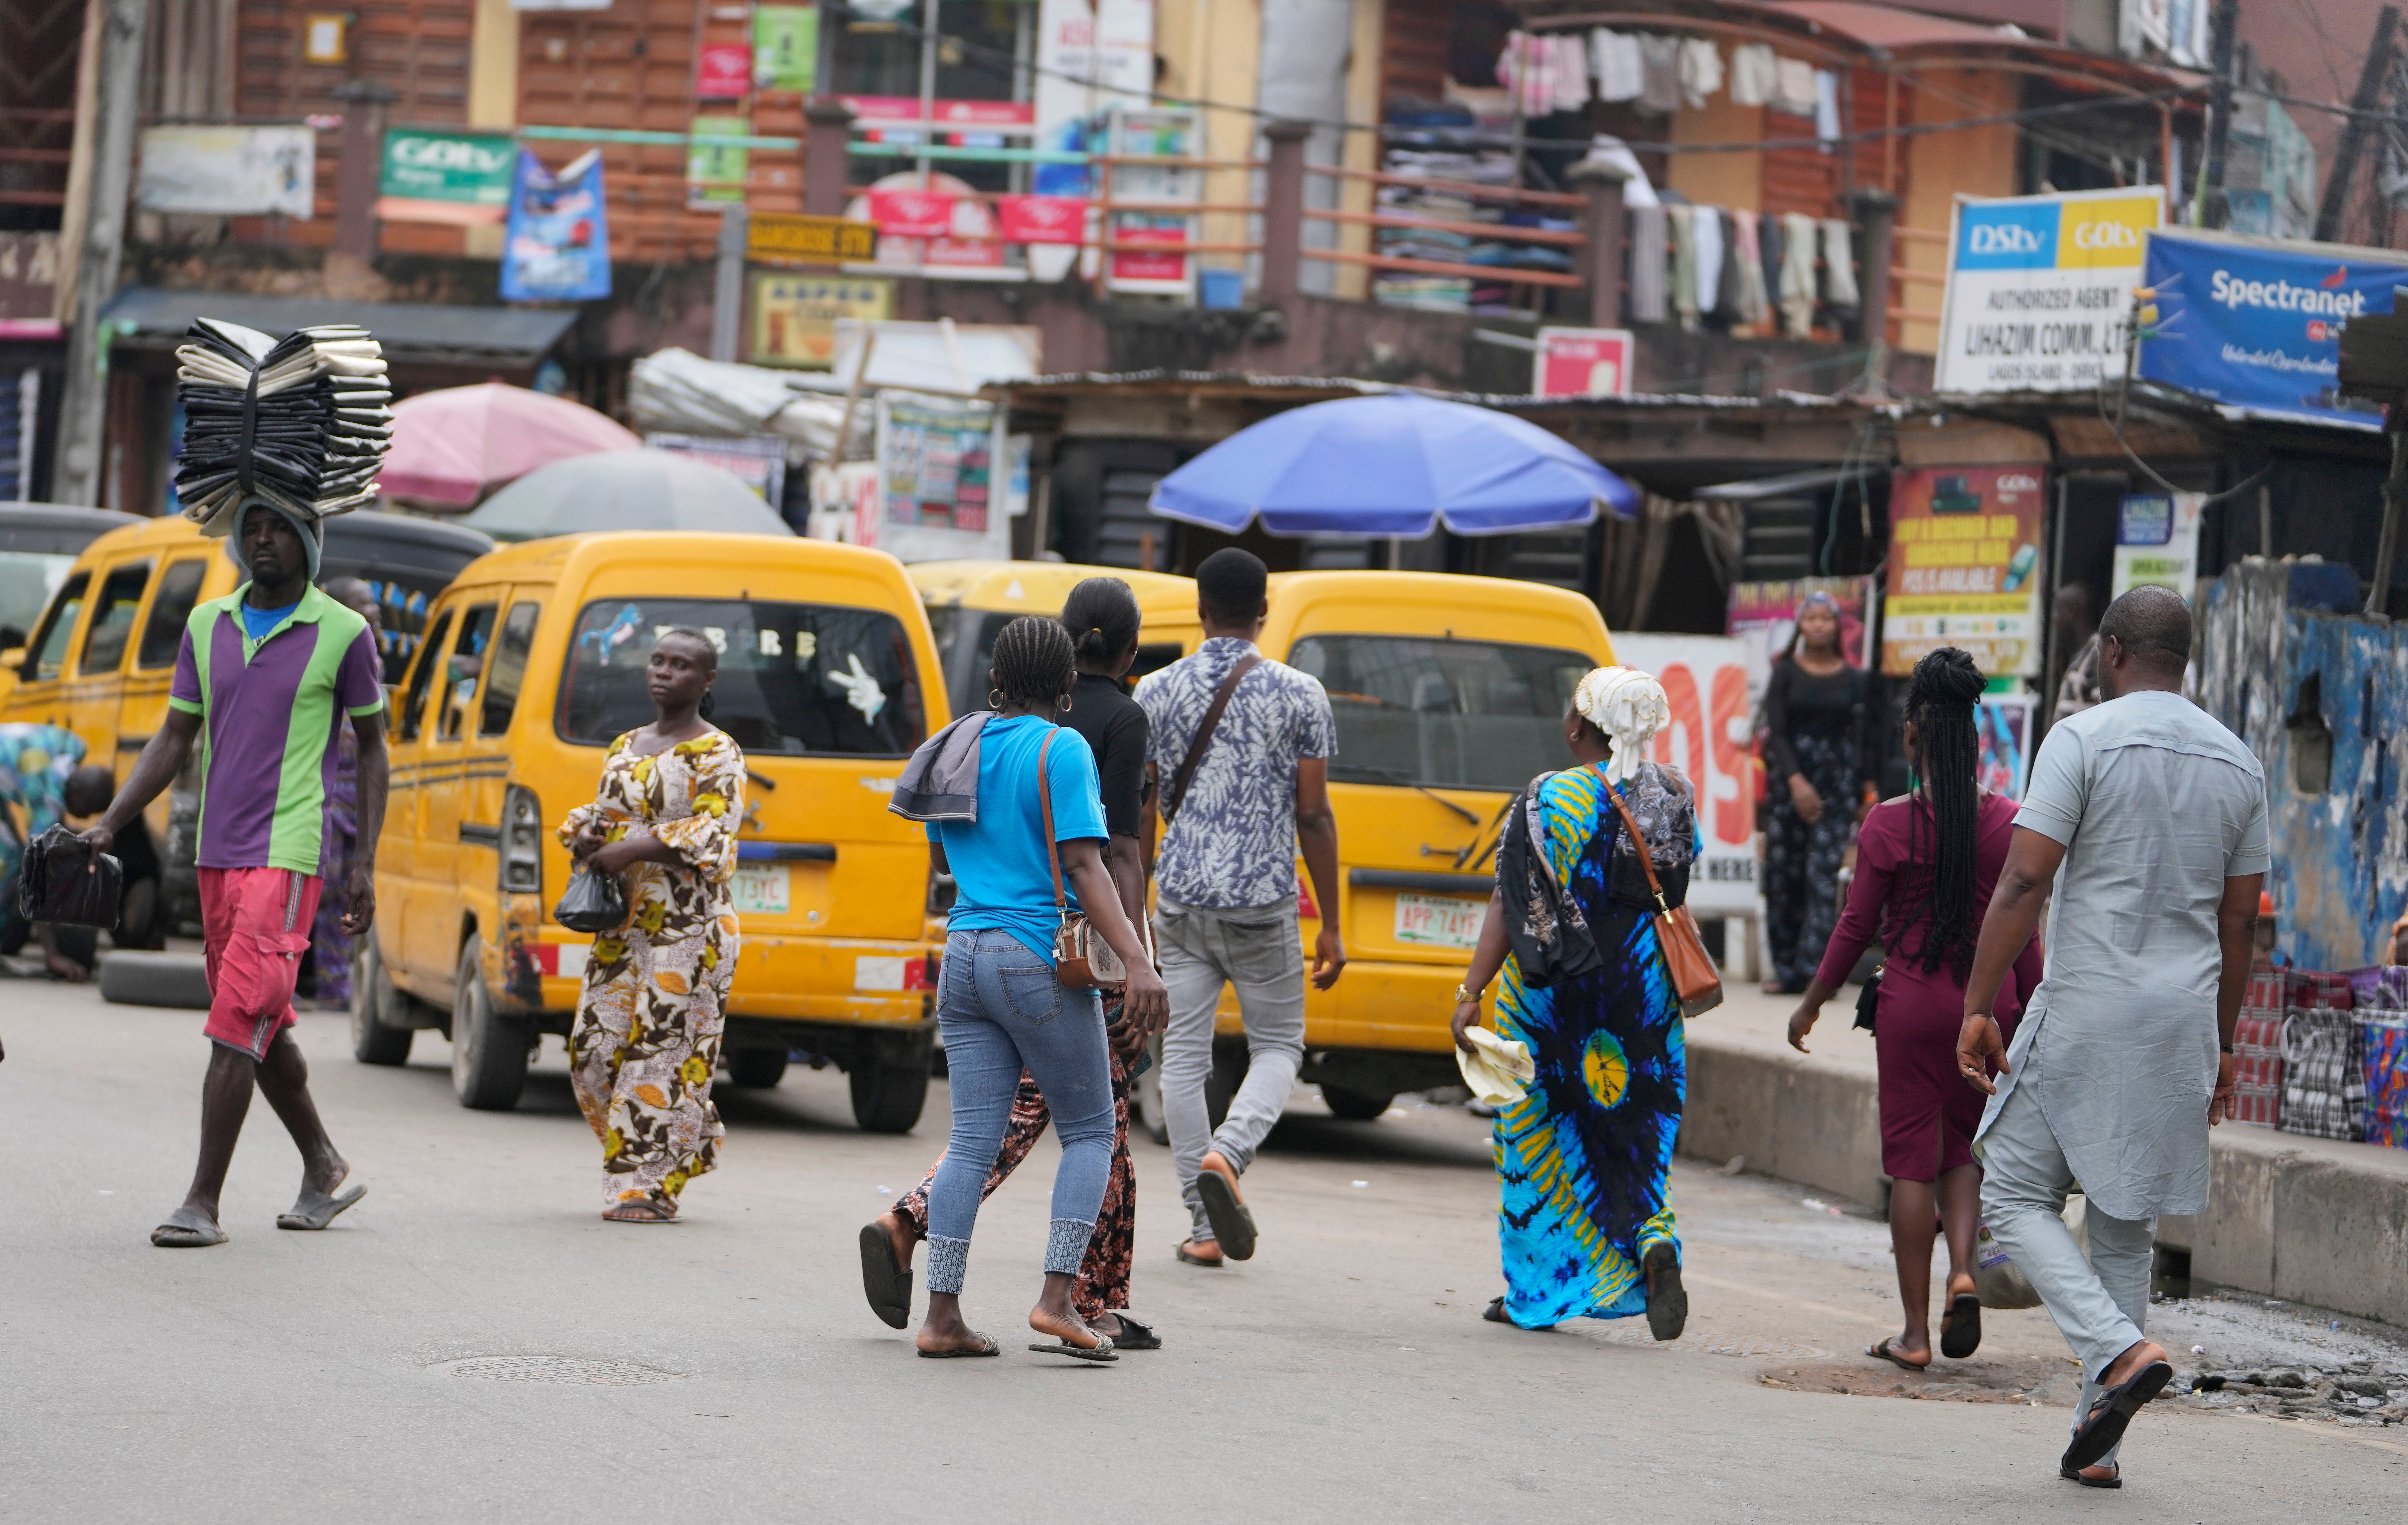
[1573,665,1671,786]
[235,497,324,582]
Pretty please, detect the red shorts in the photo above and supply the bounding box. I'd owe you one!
[199,867,323,1060]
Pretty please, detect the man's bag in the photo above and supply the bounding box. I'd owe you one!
[15,824,122,929]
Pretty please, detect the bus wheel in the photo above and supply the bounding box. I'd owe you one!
[451,941,528,1110]
[850,1053,931,1133]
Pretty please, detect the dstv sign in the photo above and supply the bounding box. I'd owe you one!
[1935,187,2165,395]
[1952,188,2162,272]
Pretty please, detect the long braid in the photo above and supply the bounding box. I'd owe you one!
[988,614,1075,711]
[1904,647,1986,979]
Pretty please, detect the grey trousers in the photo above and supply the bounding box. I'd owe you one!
[1155,897,1307,1244]
[1979,1078,2156,1467]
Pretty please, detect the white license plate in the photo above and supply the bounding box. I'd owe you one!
[1394,892,1483,950]
[731,863,790,915]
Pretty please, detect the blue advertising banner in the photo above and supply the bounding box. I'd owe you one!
[2136,228,2406,429]
[500,148,610,302]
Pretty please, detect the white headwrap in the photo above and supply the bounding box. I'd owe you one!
[1573,666,1671,785]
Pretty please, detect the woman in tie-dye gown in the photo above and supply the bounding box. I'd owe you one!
[1451,667,1695,1337]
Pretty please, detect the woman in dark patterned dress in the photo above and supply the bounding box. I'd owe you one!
[1761,591,1874,994]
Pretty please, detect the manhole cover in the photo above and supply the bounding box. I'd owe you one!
[432,1356,684,1385]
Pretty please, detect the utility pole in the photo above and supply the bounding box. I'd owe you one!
[55,0,151,509]
[2317,3,2400,243]
[2201,0,2238,228]
[710,202,748,363]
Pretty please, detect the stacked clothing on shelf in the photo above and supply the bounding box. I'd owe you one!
[172,318,394,533]
[1375,146,1562,312]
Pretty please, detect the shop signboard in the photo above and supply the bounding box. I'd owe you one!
[874,391,1013,561]
[841,97,1036,130]
[865,188,958,239]
[747,213,877,264]
[378,129,513,223]
[500,148,611,302]
[686,115,751,207]
[1032,0,1153,196]
[697,43,752,101]
[137,126,315,218]
[750,275,892,368]
[1532,328,1635,397]
[994,194,1088,245]
[1607,634,1760,915]
[2135,227,2408,430]
[753,6,818,92]
[648,432,785,507]
[1933,186,2162,395]
[1881,466,2046,677]
[1977,691,2035,800]
[1103,106,1201,295]
[2111,490,2204,600]
[1725,575,1876,680]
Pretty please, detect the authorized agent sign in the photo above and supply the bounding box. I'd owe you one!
[1934,187,2162,395]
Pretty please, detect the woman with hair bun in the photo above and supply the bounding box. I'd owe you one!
[1785,646,2042,1373]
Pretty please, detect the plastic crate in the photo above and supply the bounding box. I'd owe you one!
[2232,1007,2283,1127]
[2280,1008,2367,1142]
[2363,1017,2408,1150]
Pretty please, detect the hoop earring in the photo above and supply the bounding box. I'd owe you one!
[988,688,1006,710]
[1057,691,1074,712]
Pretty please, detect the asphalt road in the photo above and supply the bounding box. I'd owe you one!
[7,978,2404,1523]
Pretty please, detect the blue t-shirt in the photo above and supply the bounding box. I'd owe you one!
[239,599,300,641]
[932,716,1108,966]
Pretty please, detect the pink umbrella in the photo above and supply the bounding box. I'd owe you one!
[381,382,640,509]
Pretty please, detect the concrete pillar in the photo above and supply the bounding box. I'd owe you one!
[804,99,857,218]
[1848,187,1899,387]
[1259,120,1312,306]
[333,79,397,260]
[1570,159,1631,328]
[54,0,149,509]
[711,203,749,363]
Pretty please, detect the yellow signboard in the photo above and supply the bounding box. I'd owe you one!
[748,213,879,264]
[751,274,893,368]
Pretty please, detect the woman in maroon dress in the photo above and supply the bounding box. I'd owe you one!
[1785,647,2040,1369]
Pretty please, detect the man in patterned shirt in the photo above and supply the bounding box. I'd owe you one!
[1137,549,1345,1268]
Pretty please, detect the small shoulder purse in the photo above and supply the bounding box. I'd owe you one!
[1602,780,1723,1020]
[1036,729,1128,993]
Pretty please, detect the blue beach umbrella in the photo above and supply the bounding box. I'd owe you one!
[1147,391,1640,537]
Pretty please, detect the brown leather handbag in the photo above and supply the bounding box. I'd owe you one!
[1036,729,1128,993]
[1603,781,1723,1020]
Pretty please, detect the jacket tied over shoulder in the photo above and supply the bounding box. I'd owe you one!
[890,713,992,822]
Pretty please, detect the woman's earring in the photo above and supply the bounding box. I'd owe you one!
[1058,690,1074,712]
[988,688,1005,710]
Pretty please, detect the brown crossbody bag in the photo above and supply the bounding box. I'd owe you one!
[1602,781,1724,1020]
[1159,655,1263,827]
[1036,728,1130,993]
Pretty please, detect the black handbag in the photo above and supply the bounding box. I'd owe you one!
[1853,964,1884,1033]
[554,866,628,934]
[16,823,123,929]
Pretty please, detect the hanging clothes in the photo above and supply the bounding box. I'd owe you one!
[1728,44,1777,107]
[1627,203,1669,323]
[1814,69,1843,148]
[1691,204,1723,320]
[1770,57,1819,117]
[1820,217,1860,310]
[1638,36,1683,115]
[1551,35,1593,113]
[1716,215,1747,325]
[1497,32,1550,117]
[1591,29,1645,103]
[1779,211,1819,338]
[1729,209,1769,326]
[1677,38,1724,108]
[1667,204,1700,330]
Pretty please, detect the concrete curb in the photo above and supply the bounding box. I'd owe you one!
[1679,993,2408,1330]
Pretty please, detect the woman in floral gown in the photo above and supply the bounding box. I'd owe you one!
[559,630,745,1223]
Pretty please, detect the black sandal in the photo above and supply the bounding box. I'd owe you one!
[1483,1297,1552,1330]
[1643,1242,1687,1342]
[2060,1461,2122,1490]
[2062,1358,2173,1472]
[1939,1290,1982,1359]
[1099,1313,1161,1351]
[857,1222,912,1331]
[1867,1337,1931,1372]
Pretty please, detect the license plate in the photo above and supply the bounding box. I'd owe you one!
[732,863,790,915]
[1394,892,1482,950]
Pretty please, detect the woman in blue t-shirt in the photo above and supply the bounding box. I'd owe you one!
[917,616,1167,1361]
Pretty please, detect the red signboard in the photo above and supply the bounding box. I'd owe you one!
[841,96,1035,128]
[994,194,1087,245]
[697,43,753,101]
[1532,327,1635,398]
[1108,217,1187,283]
[866,188,957,238]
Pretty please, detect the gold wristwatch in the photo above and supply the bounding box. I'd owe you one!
[1454,983,1480,1006]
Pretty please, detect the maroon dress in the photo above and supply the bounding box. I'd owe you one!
[1815,791,2042,1182]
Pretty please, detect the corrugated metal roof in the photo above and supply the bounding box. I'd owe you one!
[98,288,579,365]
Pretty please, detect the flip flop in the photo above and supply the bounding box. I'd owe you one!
[2059,1462,2122,1490]
[603,1202,677,1223]
[1939,1290,1982,1359]
[151,1215,229,1249]
[1643,1241,1688,1342]
[2062,1358,2173,1472]
[1028,1335,1117,1363]
[1484,1296,1552,1330]
[1867,1337,1932,1372]
[277,1183,367,1231]
[858,1222,912,1330]
[1174,1240,1223,1267]
[917,1334,1000,1359]
[1100,1313,1162,1351]
[1195,1167,1256,1262]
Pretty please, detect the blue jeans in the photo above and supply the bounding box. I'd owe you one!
[924,929,1116,1295]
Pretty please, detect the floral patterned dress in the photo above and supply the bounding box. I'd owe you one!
[557,729,745,1214]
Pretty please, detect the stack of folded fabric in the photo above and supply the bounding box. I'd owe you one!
[171,317,395,534]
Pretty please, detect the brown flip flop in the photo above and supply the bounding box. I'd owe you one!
[1867,1337,1931,1372]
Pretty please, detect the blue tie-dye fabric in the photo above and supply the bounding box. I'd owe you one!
[1491,766,1686,1327]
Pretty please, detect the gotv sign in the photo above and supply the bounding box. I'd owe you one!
[1935,187,2162,396]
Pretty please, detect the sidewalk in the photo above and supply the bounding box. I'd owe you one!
[1681,984,2408,1329]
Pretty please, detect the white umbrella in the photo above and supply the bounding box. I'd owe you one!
[460,448,794,542]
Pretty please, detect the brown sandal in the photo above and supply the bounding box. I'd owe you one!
[604,1201,677,1223]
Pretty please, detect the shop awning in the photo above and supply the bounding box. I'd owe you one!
[97,288,580,368]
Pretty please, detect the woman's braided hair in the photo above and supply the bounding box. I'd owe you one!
[1061,576,1141,669]
[988,614,1076,711]
[1904,646,1987,978]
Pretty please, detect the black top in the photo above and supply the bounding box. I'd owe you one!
[1763,658,1873,786]
[1061,673,1150,839]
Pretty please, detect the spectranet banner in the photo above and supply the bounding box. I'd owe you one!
[1934,187,2162,395]
[1881,466,2046,678]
